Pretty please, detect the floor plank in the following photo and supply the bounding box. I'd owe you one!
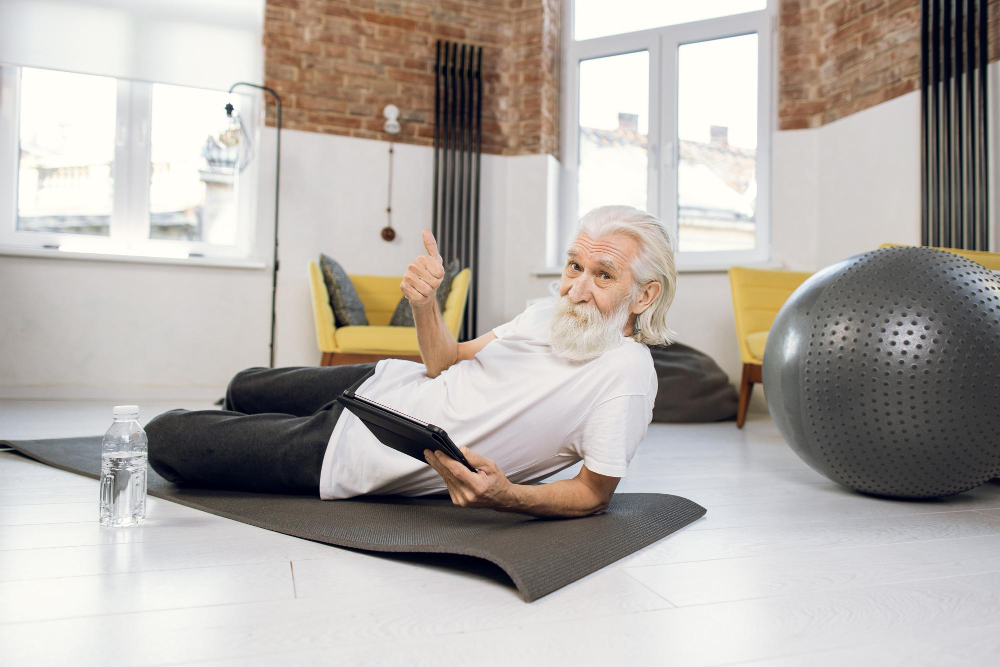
[0,514,269,551]
[0,532,336,583]
[5,568,1000,666]
[0,561,295,624]
[735,620,1000,667]
[0,498,202,526]
[624,531,1000,606]
[614,508,1000,568]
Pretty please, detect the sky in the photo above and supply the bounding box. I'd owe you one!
[576,1,763,149]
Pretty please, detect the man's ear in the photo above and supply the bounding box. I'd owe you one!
[632,280,662,315]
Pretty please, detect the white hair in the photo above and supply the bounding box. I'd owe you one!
[572,205,678,346]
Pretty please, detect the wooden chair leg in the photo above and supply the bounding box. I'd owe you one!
[320,352,333,366]
[736,362,760,428]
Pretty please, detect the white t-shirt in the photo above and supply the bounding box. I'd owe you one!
[318,297,658,500]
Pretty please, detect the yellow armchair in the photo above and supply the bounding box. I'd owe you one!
[308,261,471,366]
[728,266,812,428]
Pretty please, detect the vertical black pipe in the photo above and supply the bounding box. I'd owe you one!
[461,44,475,342]
[921,0,930,246]
[455,44,467,341]
[955,0,965,249]
[943,0,953,247]
[966,0,975,249]
[450,41,459,265]
[447,43,459,266]
[433,41,441,244]
[927,0,941,246]
[471,45,483,338]
[440,42,452,256]
[978,0,988,251]
[455,44,467,327]
[962,0,976,249]
[965,0,979,250]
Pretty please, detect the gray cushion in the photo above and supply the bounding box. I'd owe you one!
[648,342,738,423]
[388,258,461,327]
[319,254,369,327]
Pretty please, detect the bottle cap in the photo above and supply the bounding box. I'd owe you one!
[113,405,139,418]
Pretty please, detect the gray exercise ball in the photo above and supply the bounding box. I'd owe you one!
[762,246,1000,499]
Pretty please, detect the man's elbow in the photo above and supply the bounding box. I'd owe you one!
[577,486,612,516]
[588,496,611,515]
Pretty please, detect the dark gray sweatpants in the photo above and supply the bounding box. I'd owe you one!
[146,363,377,494]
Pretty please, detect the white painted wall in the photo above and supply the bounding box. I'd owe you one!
[0,253,272,400]
[3,65,999,403]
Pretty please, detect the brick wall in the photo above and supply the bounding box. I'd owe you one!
[780,0,999,130]
[262,0,560,157]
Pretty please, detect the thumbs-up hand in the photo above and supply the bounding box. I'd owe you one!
[400,228,445,310]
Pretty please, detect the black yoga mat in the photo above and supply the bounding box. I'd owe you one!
[2,435,706,602]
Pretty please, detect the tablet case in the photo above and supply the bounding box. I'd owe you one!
[336,390,478,473]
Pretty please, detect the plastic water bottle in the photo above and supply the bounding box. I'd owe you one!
[99,405,148,527]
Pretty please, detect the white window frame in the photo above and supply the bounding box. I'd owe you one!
[0,64,261,263]
[560,1,776,271]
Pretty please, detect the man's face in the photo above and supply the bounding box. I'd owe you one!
[548,232,640,362]
[559,232,638,318]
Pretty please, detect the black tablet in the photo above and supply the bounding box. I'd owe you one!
[336,390,478,474]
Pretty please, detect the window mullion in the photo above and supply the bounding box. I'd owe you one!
[109,80,133,243]
[647,32,662,222]
[127,82,153,247]
[0,65,19,242]
[659,29,679,243]
[558,44,580,266]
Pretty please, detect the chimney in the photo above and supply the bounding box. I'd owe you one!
[618,113,639,133]
[710,125,728,144]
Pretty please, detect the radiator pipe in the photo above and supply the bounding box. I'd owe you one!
[921,0,930,246]
[432,40,441,244]
[978,0,988,251]
[471,45,483,339]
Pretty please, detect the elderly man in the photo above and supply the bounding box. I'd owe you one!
[147,205,677,518]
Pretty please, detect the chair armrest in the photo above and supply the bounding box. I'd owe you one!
[308,261,339,352]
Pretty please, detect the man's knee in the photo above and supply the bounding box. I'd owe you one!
[224,367,267,412]
[145,409,191,483]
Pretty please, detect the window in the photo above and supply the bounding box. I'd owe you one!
[562,0,773,269]
[0,64,259,260]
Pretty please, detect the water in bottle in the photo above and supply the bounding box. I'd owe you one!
[99,405,148,527]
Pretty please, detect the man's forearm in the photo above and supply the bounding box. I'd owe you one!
[412,301,458,378]
[497,478,608,518]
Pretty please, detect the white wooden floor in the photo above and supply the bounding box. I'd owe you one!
[3,400,1000,666]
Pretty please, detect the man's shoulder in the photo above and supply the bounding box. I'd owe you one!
[595,339,656,386]
[606,337,654,364]
[510,298,557,334]
[523,297,557,316]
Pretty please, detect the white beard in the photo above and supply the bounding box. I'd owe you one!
[548,294,634,362]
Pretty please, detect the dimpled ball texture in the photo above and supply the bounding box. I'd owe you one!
[762,246,1000,499]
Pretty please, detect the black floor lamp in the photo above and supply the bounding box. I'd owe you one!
[226,82,282,368]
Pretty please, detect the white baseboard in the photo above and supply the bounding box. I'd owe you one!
[0,385,225,402]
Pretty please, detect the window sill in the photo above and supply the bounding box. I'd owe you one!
[0,245,267,270]
[531,259,786,277]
